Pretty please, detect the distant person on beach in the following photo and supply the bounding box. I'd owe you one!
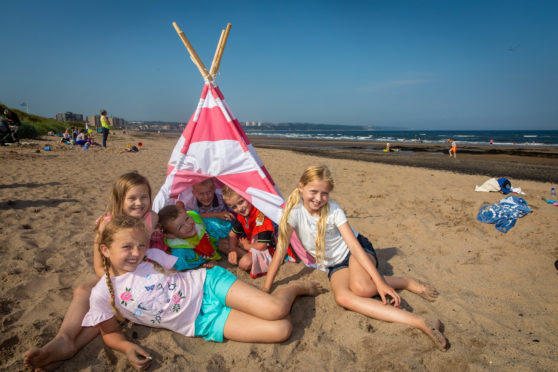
[4,109,21,142]
[75,129,88,146]
[449,140,457,159]
[24,172,161,371]
[100,109,110,148]
[385,142,391,152]
[490,139,494,145]
[0,117,14,144]
[77,215,323,369]
[262,165,448,351]
[60,128,71,143]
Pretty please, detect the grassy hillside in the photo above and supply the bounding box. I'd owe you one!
[1,103,85,138]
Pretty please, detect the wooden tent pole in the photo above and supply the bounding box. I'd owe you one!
[172,22,212,82]
[212,23,232,77]
[209,29,226,78]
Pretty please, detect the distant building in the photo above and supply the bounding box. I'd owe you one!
[56,111,84,122]
[85,115,126,128]
[243,121,262,127]
[86,115,101,129]
[109,117,125,128]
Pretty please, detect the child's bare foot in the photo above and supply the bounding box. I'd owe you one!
[24,335,76,371]
[408,280,439,302]
[24,348,55,371]
[422,319,447,351]
[295,281,327,296]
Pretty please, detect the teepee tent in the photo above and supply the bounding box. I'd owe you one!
[153,22,315,266]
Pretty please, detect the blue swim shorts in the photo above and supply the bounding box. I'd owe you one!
[194,266,237,342]
[327,235,378,280]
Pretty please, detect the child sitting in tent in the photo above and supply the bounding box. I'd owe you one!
[158,203,221,271]
[221,186,280,278]
[185,178,235,241]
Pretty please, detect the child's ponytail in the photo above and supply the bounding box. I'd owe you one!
[315,202,329,267]
[276,188,302,260]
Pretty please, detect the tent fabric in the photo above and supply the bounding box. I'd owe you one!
[153,83,315,267]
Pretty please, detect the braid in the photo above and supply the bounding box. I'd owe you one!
[142,256,176,275]
[98,246,125,322]
[277,188,301,259]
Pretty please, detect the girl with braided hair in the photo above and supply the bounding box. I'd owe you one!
[84,215,324,370]
[262,165,448,351]
[25,172,162,370]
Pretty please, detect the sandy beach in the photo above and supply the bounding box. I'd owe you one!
[1,131,558,371]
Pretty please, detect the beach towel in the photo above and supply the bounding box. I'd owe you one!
[477,195,532,233]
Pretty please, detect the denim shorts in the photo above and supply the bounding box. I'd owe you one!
[327,235,378,280]
[194,266,237,342]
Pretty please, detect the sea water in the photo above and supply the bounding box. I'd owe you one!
[246,129,558,146]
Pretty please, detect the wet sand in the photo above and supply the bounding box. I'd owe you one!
[249,136,558,183]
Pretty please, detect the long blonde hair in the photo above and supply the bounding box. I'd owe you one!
[99,215,168,323]
[95,172,152,232]
[277,165,335,266]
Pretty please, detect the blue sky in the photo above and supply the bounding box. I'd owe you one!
[1,0,557,129]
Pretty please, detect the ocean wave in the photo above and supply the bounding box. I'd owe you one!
[246,130,558,146]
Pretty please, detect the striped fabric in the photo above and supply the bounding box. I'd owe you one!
[153,83,315,266]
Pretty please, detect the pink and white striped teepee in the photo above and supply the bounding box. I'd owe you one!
[153,22,315,266]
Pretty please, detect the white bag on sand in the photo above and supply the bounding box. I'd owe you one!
[475,178,501,192]
[250,248,273,278]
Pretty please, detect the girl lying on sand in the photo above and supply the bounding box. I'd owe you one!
[82,216,323,369]
[24,172,161,370]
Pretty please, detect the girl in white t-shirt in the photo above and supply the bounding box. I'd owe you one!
[83,215,324,370]
[263,165,447,351]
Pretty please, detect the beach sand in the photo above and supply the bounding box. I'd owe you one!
[1,132,558,371]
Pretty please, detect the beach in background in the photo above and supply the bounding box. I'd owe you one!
[1,131,558,371]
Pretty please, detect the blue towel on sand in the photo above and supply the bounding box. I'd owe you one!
[477,195,532,233]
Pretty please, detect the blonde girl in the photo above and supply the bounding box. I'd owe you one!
[24,172,160,370]
[84,215,324,370]
[263,165,447,351]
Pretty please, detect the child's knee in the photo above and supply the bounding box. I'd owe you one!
[273,319,293,342]
[238,254,252,271]
[333,292,352,309]
[349,281,376,298]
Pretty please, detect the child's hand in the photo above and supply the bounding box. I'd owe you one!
[219,211,235,221]
[126,344,152,370]
[238,237,250,250]
[377,282,401,307]
[228,250,238,265]
[202,261,217,269]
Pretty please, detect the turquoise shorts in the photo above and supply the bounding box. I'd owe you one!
[194,266,237,342]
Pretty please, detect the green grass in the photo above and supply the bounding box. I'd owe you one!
[1,103,85,137]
